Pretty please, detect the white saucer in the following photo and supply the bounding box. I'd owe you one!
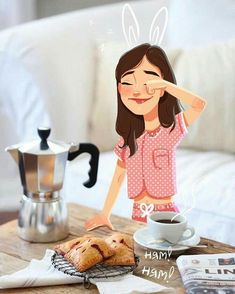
[133,227,200,254]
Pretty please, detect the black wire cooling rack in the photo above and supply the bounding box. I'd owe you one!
[51,252,140,288]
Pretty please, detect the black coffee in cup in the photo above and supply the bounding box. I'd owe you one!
[148,212,195,243]
[154,219,180,224]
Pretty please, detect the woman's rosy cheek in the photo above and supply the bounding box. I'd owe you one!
[119,85,132,96]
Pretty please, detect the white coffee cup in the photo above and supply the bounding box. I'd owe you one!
[147,212,195,244]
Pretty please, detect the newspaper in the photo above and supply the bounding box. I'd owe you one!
[176,253,235,293]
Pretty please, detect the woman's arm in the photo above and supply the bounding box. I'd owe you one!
[146,80,207,127]
[84,159,126,231]
[101,159,126,216]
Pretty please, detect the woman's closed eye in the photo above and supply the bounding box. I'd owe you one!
[121,82,133,85]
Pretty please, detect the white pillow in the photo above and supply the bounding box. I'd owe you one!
[0,12,96,144]
[176,39,235,153]
[0,13,95,184]
[89,42,126,151]
[90,39,235,153]
[0,50,50,179]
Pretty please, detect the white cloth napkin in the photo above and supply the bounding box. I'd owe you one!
[0,249,83,288]
[0,249,172,293]
[93,275,173,294]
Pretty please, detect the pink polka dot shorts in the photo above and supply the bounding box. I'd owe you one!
[132,201,179,223]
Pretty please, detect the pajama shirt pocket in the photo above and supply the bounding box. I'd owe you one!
[153,149,169,169]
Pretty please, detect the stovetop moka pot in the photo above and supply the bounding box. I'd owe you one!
[5,127,99,242]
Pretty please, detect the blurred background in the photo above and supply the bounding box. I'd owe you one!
[0,0,234,245]
[0,0,135,29]
[1,0,234,45]
[0,0,145,29]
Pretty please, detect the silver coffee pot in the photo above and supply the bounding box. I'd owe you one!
[6,127,99,242]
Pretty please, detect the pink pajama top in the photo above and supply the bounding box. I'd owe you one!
[114,112,187,200]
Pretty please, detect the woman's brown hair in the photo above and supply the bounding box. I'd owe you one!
[115,43,182,157]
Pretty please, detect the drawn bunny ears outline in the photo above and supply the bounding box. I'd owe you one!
[122,3,168,47]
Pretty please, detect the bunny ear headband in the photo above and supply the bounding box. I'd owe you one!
[122,3,168,47]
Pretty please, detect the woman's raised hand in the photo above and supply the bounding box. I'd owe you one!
[145,79,168,95]
[84,213,115,231]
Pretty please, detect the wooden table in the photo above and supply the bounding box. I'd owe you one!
[0,203,234,293]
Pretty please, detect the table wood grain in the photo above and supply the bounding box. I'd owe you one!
[0,203,234,293]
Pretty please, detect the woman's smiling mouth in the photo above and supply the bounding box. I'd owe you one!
[128,97,153,104]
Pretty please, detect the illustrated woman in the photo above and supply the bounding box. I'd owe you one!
[85,44,206,230]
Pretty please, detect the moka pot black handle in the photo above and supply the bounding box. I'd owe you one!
[68,143,99,188]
